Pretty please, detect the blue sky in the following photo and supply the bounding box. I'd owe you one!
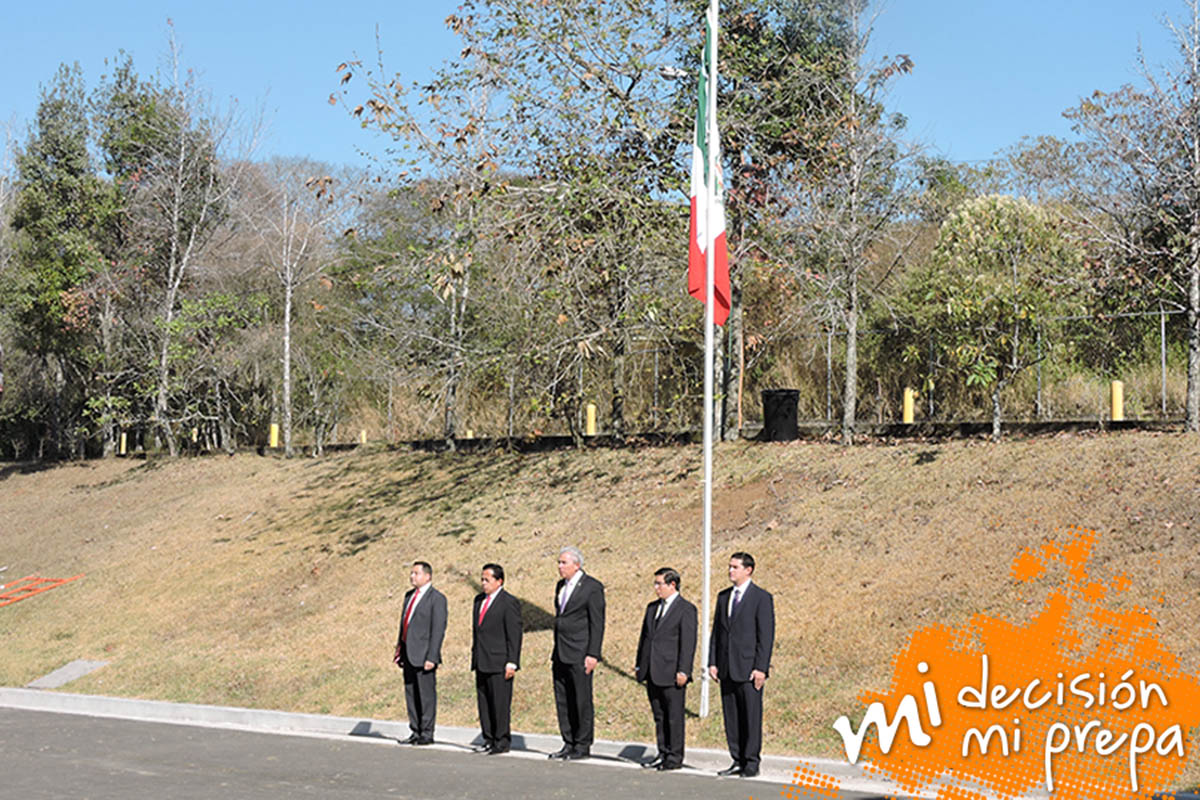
[868,0,1175,163]
[0,1,1181,170]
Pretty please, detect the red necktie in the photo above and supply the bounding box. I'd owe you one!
[478,594,493,625]
[402,591,418,641]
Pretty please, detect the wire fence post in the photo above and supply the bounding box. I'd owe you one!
[825,328,833,422]
[1161,301,1168,416]
[653,349,660,428]
[387,376,396,444]
[1035,325,1043,420]
[350,306,1190,442]
[508,368,516,440]
[927,333,935,420]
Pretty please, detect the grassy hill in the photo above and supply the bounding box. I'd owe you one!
[2,431,1199,762]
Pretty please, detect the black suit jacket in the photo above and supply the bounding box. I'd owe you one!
[395,586,448,667]
[635,595,698,687]
[552,572,605,664]
[707,582,774,682]
[472,589,523,673]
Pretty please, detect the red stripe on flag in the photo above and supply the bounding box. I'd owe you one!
[688,198,730,326]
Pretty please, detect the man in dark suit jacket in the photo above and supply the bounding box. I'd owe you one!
[708,551,774,778]
[549,545,605,760]
[471,563,523,755]
[393,561,448,745]
[634,567,697,771]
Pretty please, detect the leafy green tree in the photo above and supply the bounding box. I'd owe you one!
[899,195,1083,439]
[6,64,118,457]
[0,124,16,410]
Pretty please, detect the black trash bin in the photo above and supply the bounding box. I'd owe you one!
[761,389,800,441]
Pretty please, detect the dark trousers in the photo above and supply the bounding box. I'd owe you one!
[719,679,763,769]
[552,659,594,751]
[402,662,437,738]
[475,671,514,750]
[646,682,686,767]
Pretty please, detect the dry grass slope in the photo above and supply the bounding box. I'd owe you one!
[2,431,1199,763]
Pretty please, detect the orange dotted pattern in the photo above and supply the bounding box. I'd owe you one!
[788,527,1200,800]
[786,762,843,799]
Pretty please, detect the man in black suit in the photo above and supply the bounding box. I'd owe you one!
[708,551,774,778]
[549,545,605,760]
[634,567,697,771]
[471,563,523,755]
[393,561,448,745]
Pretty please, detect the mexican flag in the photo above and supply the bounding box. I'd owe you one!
[688,17,730,327]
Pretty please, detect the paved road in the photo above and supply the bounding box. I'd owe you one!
[0,708,867,800]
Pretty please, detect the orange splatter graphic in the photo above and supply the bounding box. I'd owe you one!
[1011,550,1045,583]
[789,526,1200,800]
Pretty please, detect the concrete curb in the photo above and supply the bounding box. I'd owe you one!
[0,687,910,796]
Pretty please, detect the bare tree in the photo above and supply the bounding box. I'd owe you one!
[240,158,356,456]
[791,0,918,444]
[1067,0,1200,431]
[338,1,691,443]
[97,31,259,455]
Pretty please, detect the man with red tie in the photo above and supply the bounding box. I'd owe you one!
[393,561,447,745]
[471,563,523,755]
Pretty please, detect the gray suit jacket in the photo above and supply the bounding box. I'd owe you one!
[552,572,605,664]
[396,586,448,667]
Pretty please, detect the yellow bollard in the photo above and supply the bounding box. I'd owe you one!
[1111,380,1124,421]
[902,388,916,424]
[585,403,597,436]
[119,432,127,456]
[359,429,368,445]
[465,429,474,439]
[269,423,279,448]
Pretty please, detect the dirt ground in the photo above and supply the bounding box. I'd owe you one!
[2,430,1198,766]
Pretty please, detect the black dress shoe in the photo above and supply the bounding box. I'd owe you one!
[717,764,743,777]
[413,737,435,746]
[471,743,492,754]
[548,746,572,759]
[563,749,590,760]
[400,734,420,745]
[487,746,510,755]
[641,757,664,769]
[656,762,683,771]
[740,767,760,778]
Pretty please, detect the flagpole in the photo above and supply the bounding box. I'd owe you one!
[699,0,718,721]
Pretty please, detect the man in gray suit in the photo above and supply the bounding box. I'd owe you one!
[549,546,605,760]
[393,561,448,745]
